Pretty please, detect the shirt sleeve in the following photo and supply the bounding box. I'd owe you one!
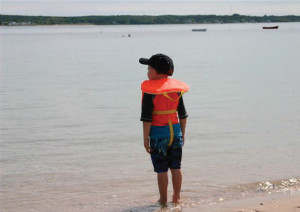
[140,93,154,122]
[177,95,188,119]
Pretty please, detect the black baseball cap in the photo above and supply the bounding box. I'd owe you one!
[139,53,174,76]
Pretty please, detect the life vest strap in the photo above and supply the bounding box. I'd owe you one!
[163,93,175,101]
[177,91,184,100]
[152,110,176,147]
[168,120,174,147]
[152,110,177,115]
[163,91,185,102]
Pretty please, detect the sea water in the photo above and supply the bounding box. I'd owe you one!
[1,23,300,211]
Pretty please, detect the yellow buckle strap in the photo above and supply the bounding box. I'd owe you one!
[152,111,175,146]
[163,93,175,101]
[177,91,184,99]
[168,120,174,147]
[163,91,185,102]
[152,110,177,115]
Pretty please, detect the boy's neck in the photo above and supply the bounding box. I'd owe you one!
[154,75,168,80]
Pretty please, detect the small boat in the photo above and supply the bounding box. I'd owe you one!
[263,26,279,29]
[192,29,207,32]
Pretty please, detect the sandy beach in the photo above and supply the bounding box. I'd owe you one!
[186,192,300,212]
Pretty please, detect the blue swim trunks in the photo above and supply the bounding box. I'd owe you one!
[150,136,183,173]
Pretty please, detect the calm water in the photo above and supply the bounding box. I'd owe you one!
[1,23,300,211]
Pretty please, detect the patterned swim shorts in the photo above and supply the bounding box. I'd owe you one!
[150,136,183,173]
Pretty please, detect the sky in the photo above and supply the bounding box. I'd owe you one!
[1,0,300,16]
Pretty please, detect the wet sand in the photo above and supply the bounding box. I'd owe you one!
[186,192,300,212]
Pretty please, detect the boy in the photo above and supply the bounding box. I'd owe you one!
[139,53,189,205]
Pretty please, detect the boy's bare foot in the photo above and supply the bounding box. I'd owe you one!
[171,201,183,212]
[156,199,167,206]
[172,194,181,204]
[172,200,181,204]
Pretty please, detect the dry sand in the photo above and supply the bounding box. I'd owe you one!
[185,192,300,212]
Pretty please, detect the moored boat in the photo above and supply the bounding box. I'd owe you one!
[192,29,207,32]
[263,26,279,29]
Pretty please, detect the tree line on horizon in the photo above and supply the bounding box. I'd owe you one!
[1,14,300,25]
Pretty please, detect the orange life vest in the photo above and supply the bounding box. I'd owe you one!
[141,78,189,146]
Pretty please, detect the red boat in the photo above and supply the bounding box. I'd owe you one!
[263,26,279,29]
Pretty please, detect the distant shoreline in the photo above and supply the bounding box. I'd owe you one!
[1,14,300,26]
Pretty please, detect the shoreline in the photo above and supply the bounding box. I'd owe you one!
[0,21,299,28]
[186,192,300,212]
[1,14,300,26]
[1,21,300,27]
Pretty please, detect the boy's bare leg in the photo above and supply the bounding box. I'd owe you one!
[170,169,182,203]
[157,172,168,204]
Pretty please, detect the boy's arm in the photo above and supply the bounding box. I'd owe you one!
[143,121,152,153]
[179,118,187,144]
[141,93,154,154]
[178,95,188,144]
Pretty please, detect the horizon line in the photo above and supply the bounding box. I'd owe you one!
[1,14,300,17]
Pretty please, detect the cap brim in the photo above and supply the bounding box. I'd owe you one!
[139,58,149,65]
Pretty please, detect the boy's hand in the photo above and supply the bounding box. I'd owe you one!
[144,138,151,153]
[143,122,152,153]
